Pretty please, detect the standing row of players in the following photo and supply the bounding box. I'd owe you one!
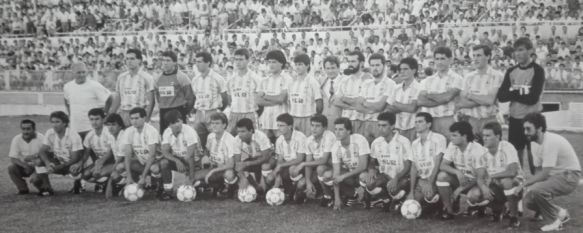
[8,108,580,231]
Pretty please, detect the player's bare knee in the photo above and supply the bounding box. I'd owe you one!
[467,187,482,203]
[150,164,160,175]
[436,171,449,182]
[224,169,236,181]
[499,178,515,190]
[316,165,328,176]
[114,163,125,173]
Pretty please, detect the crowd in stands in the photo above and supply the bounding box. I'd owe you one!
[1,0,583,91]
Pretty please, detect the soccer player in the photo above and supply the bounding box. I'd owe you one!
[497,38,545,172]
[326,117,370,210]
[387,57,421,142]
[103,113,128,199]
[256,50,292,142]
[8,119,45,195]
[417,47,463,138]
[233,118,274,194]
[37,111,84,195]
[227,48,261,135]
[408,112,447,209]
[356,53,395,143]
[520,113,581,231]
[465,121,523,228]
[360,112,412,211]
[333,51,371,137]
[113,49,156,126]
[319,56,345,131]
[264,113,307,202]
[63,62,113,139]
[290,114,336,203]
[158,109,201,200]
[117,107,162,196]
[154,51,194,134]
[455,45,504,137]
[81,108,116,192]
[436,121,488,220]
[191,51,229,149]
[193,112,238,197]
[288,53,323,135]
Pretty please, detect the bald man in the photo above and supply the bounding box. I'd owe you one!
[63,62,116,140]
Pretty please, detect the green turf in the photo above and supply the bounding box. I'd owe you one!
[0,116,581,233]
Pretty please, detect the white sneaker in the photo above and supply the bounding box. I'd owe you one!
[540,219,563,232]
[557,208,570,224]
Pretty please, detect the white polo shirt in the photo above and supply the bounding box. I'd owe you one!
[388,79,421,130]
[63,79,111,132]
[460,66,504,118]
[191,69,227,111]
[228,70,260,113]
[9,133,45,161]
[288,74,322,117]
[479,140,522,177]
[531,132,581,175]
[116,68,155,111]
[419,70,463,117]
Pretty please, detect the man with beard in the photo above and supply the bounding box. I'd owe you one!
[333,51,372,138]
[520,113,581,231]
[355,53,396,143]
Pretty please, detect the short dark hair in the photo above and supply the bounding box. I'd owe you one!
[368,53,386,65]
[195,51,213,65]
[129,107,147,118]
[126,49,142,60]
[88,108,105,118]
[163,109,183,124]
[21,119,36,130]
[294,53,311,71]
[49,111,70,125]
[449,121,474,142]
[473,45,492,57]
[276,113,294,126]
[310,114,328,128]
[434,46,453,58]
[210,112,228,125]
[377,112,396,126]
[105,113,125,128]
[235,118,255,132]
[334,117,352,133]
[416,112,433,125]
[323,56,340,68]
[348,50,365,62]
[234,48,250,59]
[524,112,547,132]
[482,121,502,140]
[514,37,534,50]
[399,57,419,75]
[161,51,177,62]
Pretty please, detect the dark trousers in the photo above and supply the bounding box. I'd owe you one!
[8,164,41,192]
[159,106,189,134]
[508,117,535,173]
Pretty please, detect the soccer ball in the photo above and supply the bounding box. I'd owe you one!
[400,200,422,219]
[265,188,285,206]
[123,184,144,202]
[176,185,197,202]
[238,185,258,203]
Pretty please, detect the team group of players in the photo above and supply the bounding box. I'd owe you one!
[7,37,581,231]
